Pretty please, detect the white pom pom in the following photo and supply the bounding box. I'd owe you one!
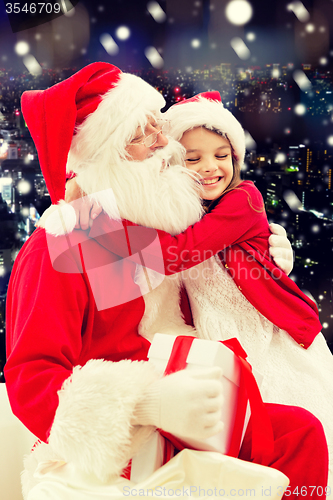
[39,201,77,236]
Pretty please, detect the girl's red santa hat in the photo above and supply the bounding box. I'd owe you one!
[165,91,246,165]
[21,62,165,204]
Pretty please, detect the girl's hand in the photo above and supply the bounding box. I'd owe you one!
[65,178,102,230]
[268,223,294,275]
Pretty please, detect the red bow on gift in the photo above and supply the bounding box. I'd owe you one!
[159,336,274,464]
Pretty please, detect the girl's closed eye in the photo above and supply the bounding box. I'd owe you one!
[185,157,200,162]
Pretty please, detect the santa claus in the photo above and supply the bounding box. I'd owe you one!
[4,62,328,499]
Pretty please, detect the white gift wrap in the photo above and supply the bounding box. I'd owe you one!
[148,334,262,455]
[28,449,289,500]
[0,383,37,500]
[130,431,169,484]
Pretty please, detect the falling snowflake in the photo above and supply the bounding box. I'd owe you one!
[100,34,119,55]
[275,152,287,163]
[286,1,310,22]
[294,103,306,115]
[230,37,250,60]
[191,39,201,49]
[23,55,42,76]
[305,23,315,33]
[116,26,131,41]
[225,0,253,26]
[246,32,256,42]
[283,190,302,211]
[15,41,30,56]
[145,46,164,68]
[244,131,256,151]
[293,70,311,91]
[147,2,167,23]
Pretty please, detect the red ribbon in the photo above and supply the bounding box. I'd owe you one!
[159,336,274,464]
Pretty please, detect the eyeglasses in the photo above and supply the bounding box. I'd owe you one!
[130,120,171,148]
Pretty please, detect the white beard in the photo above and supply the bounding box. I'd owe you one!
[76,138,204,235]
[74,138,202,342]
[39,138,200,343]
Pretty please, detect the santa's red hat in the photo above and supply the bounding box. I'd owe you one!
[165,91,246,164]
[21,62,165,203]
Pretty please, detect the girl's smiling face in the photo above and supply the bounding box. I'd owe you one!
[180,127,234,201]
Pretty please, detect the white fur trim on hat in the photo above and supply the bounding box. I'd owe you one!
[68,73,166,174]
[165,97,246,165]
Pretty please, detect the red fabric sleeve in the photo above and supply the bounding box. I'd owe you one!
[5,230,89,441]
[89,182,268,276]
[156,182,268,275]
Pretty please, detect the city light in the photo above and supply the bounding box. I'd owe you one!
[0,177,12,186]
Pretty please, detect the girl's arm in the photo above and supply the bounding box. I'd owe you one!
[144,182,268,275]
[88,182,269,275]
[66,179,293,275]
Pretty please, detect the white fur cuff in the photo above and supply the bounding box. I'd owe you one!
[48,359,158,483]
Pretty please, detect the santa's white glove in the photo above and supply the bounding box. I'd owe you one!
[268,223,294,275]
[134,367,224,440]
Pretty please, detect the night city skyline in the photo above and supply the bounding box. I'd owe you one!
[1,1,333,378]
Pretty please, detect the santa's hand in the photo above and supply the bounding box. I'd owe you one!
[268,223,294,276]
[134,367,224,440]
[65,178,103,230]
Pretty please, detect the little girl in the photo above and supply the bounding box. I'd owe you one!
[161,91,333,482]
[64,91,333,480]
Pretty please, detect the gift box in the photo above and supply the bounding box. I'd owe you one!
[130,430,173,484]
[148,334,270,460]
[131,335,272,484]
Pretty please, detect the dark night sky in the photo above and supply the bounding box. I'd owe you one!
[0,0,333,71]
